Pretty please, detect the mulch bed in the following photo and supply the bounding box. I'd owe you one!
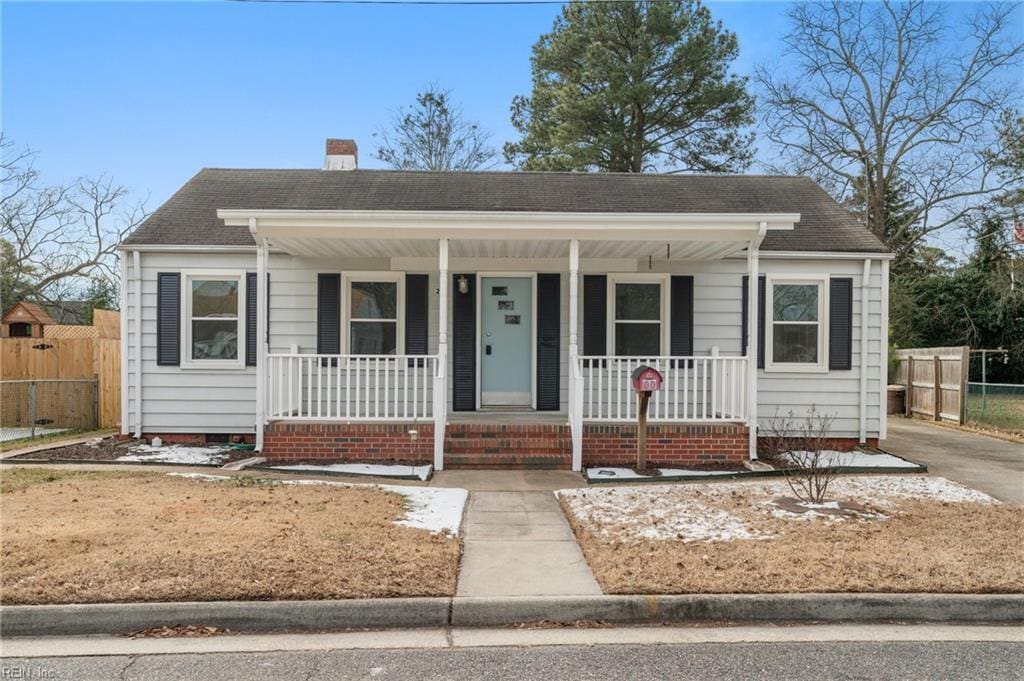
[10,437,251,464]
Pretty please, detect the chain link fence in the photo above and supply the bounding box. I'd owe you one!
[0,379,99,444]
[964,382,1024,437]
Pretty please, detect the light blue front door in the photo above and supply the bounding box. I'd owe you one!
[481,277,532,406]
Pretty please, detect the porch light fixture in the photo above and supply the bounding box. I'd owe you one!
[457,275,469,294]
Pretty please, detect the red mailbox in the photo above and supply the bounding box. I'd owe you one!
[631,365,663,393]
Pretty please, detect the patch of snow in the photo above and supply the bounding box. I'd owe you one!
[782,450,920,469]
[283,480,466,536]
[118,444,231,465]
[271,463,433,481]
[557,475,997,542]
[379,484,468,535]
[169,472,230,481]
[828,475,998,506]
[168,473,467,536]
[557,486,769,542]
[587,467,737,480]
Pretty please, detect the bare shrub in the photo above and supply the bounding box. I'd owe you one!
[760,406,838,503]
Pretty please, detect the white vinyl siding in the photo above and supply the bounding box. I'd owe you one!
[126,252,884,439]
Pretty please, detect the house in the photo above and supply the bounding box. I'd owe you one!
[1,302,55,338]
[118,139,891,470]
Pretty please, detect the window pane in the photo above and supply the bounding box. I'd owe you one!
[192,320,238,360]
[350,282,397,319]
[773,284,818,322]
[615,283,660,320]
[615,323,660,356]
[192,279,238,318]
[350,321,397,355]
[772,324,818,363]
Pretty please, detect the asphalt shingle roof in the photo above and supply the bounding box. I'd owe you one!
[123,169,888,253]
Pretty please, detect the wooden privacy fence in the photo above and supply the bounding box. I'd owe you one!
[892,346,969,424]
[0,337,120,428]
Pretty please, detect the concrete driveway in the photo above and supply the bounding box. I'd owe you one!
[882,418,1024,504]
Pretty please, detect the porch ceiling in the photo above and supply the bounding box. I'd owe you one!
[231,209,795,260]
[267,236,749,260]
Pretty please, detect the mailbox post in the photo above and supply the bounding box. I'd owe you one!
[630,365,663,471]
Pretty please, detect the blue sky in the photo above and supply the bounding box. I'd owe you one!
[3,0,790,206]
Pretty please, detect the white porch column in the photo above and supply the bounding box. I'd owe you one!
[568,238,583,471]
[746,225,765,460]
[434,238,449,470]
[254,229,268,451]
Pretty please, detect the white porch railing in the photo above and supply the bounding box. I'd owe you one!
[267,353,441,421]
[574,353,748,423]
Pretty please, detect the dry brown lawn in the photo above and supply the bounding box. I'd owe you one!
[1,469,461,604]
[559,479,1024,594]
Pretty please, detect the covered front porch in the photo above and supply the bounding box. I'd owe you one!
[220,208,799,470]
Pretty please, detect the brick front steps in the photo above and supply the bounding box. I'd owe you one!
[261,420,749,468]
[444,423,572,468]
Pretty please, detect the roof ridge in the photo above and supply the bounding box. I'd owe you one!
[196,167,810,180]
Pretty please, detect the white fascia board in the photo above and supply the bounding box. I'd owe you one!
[219,209,800,239]
[116,244,258,253]
[743,250,895,260]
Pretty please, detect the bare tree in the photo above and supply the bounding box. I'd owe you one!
[374,85,497,171]
[0,134,146,310]
[758,1,1024,262]
[760,407,839,504]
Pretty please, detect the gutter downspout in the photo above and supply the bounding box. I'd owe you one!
[859,258,872,445]
[133,250,143,440]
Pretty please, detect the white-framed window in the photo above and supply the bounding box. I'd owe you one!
[343,273,404,355]
[765,275,828,372]
[182,271,245,368]
[607,274,667,356]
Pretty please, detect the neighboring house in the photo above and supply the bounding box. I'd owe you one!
[1,302,55,338]
[118,139,892,470]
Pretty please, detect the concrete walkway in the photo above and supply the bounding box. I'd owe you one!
[882,418,1023,504]
[453,472,601,597]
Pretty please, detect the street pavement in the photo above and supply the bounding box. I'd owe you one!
[4,639,1022,680]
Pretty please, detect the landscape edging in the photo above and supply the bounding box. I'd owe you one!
[3,593,1022,637]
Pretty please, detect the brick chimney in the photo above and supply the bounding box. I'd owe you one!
[324,139,358,171]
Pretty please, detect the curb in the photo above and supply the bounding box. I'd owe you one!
[0,598,450,637]
[3,593,1021,637]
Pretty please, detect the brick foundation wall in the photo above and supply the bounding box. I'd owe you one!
[757,436,879,453]
[263,422,434,463]
[582,423,749,467]
[136,433,255,446]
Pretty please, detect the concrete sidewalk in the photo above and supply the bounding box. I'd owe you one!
[449,471,600,597]
[882,418,1023,504]
[457,490,601,597]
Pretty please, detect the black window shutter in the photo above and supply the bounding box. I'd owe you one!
[670,276,694,358]
[741,275,766,369]
[829,277,854,370]
[452,273,476,411]
[245,272,257,366]
[156,272,180,366]
[317,273,341,355]
[536,273,561,411]
[582,275,607,356]
[405,274,429,366]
